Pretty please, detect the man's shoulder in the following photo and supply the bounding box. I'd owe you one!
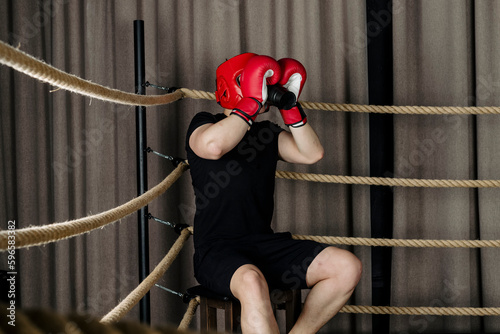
[191,111,225,123]
[187,111,224,135]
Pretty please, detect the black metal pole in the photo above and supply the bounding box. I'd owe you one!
[134,19,150,324]
[366,1,394,332]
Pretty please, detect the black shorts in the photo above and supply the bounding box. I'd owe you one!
[193,232,329,298]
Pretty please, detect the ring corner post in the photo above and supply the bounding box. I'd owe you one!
[134,19,151,325]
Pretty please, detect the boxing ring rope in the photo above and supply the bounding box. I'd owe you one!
[100,228,192,324]
[0,162,188,250]
[2,40,500,115]
[292,235,500,248]
[275,170,500,188]
[0,40,184,106]
[2,162,499,252]
[178,297,201,331]
[1,40,500,330]
[181,87,500,115]
[340,305,500,316]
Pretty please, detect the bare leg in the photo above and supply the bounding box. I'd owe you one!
[230,264,280,334]
[289,247,362,334]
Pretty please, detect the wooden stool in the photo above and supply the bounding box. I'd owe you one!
[187,285,302,333]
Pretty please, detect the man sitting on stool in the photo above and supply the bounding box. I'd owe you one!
[185,53,362,333]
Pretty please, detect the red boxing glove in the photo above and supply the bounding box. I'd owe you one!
[231,55,281,126]
[277,58,308,128]
[278,58,307,98]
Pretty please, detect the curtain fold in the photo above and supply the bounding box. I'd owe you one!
[392,0,498,333]
[1,1,499,333]
[474,2,500,332]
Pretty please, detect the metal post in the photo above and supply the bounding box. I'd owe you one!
[366,1,394,332]
[134,19,150,324]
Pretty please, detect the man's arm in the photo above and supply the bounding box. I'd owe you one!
[278,123,324,164]
[190,55,282,160]
[189,113,249,160]
[275,58,323,164]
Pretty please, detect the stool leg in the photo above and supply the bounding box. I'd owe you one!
[207,305,217,331]
[224,300,237,332]
[285,290,302,333]
[200,297,217,331]
[232,301,241,332]
[200,297,209,331]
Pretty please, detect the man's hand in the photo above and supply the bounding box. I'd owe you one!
[277,58,308,128]
[276,58,324,164]
[231,55,281,126]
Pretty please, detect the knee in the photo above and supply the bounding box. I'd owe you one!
[333,250,362,292]
[315,247,362,292]
[342,253,362,291]
[231,266,269,301]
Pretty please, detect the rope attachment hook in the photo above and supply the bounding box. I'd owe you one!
[148,214,190,235]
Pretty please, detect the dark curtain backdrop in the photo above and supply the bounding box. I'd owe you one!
[0,1,498,333]
[391,1,500,333]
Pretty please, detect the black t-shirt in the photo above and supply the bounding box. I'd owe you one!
[185,112,284,250]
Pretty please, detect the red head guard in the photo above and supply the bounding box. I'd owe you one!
[215,52,257,109]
